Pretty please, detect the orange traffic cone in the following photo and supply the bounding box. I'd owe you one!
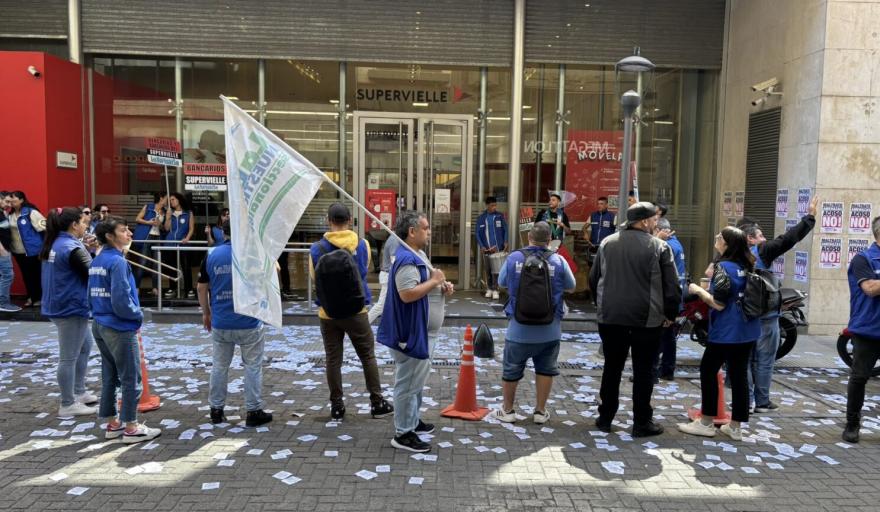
[687,371,731,426]
[135,331,161,412]
[441,325,489,421]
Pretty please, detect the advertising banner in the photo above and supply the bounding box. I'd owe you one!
[819,238,842,269]
[820,201,844,233]
[563,130,625,221]
[849,202,873,235]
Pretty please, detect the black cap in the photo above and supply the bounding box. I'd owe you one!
[328,203,351,224]
[626,201,657,225]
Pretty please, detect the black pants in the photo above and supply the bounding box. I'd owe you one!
[598,324,662,425]
[700,341,754,422]
[277,252,290,293]
[847,333,880,423]
[13,252,41,302]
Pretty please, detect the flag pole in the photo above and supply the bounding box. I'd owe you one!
[220,96,434,272]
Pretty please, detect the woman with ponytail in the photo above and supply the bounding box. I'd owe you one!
[40,206,97,417]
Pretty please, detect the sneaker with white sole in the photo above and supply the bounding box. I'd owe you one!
[105,422,125,440]
[75,391,98,405]
[122,424,162,444]
[677,419,717,437]
[484,290,493,298]
[0,303,22,312]
[753,401,779,413]
[719,423,742,441]
[58,402,96,417]
[492,290,500,300]
[490,408,517,423]
[533,410,551,424]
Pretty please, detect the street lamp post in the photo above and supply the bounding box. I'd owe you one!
[614,49,655,217]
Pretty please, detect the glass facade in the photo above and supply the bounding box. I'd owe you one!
[90,55,719,289]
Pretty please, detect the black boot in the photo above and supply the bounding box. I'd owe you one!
[843,420,860,444]
[210,407,226,424]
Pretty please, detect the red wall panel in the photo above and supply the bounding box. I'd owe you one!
[44,55,87,209]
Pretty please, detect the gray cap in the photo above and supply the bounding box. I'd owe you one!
[626,201,658,225]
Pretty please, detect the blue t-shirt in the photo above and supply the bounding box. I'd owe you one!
[708,260,761,344]
[199,241,261,330]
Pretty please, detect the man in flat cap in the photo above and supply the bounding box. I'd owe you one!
[589,202,682,437]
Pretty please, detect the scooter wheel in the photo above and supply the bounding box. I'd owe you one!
[775,317,797,360]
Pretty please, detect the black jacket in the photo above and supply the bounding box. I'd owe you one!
[756,215,816,267]
[0,210,12,252]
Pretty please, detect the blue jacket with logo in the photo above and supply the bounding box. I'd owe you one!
[709,260,761,343]
[18,206,44,256]
[588,210,616,245]
[41,232,90,318]
[848,243,880,339]
[377,245,430,359]
[204,241,261,330]
[476,210,507,250]
[89,247,143,331]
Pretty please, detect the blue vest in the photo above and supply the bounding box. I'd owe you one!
[211,226,225,247]
[848,243,880,339]
[377,245,430,359]
[503,246,569,320]
[206,241,261,330]
[89,248,142,331]
[132,203,158,241]
[709,261,761,343]
[165,211,191,241]
[589,210,616,245]
[309,237,373,308]
[41,232,90,318]
[476,211,507,249]
[18,206,44,256]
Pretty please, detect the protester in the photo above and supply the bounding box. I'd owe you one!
[842,216,880,443]
[39,207,97,416]
[368,234,400,324]
[738,195,817,413]
[197,219,273,427]
[534,193,571,242]
[163,192,195,299]
[205,207,229,247]
[492,221,575,424]
[309,203,393,421]
[678,227,760,441]
[589,202,681,437]
[89,216,161,444]
[89,204,110,234]
[627,190,637,207]
[7,191,46,307]
[584,196,616,251]
[476,196,508,300]
[132,192,167,295]
[653,217,686,381]
[378,211,453,453]
[0,191,21,312]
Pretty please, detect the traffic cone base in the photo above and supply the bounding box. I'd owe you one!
[441,404,489,420]
[136,331,161,413]
[686,370,730,426]
[441,325,490,421]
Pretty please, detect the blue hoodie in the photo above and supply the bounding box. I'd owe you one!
[89,247,143,331]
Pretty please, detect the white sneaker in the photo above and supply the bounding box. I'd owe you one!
[58,402,96,417]
[490,408,517,423]
[492,290,500,300]
[677,419,716,437]
[484,290,493,298]
[122,423,162,444]
[533,410,551,424]
[75,391,98,405]
[719,423,742,441]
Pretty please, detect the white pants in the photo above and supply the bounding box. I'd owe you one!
[367,270,389,324]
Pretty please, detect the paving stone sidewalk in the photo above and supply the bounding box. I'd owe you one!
[1,321,879,511]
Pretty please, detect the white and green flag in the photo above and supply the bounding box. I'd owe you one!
[223,97,325,327]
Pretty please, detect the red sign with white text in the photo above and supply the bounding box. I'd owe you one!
[564,130,625,222]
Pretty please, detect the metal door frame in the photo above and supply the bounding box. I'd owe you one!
[353,111,474,288]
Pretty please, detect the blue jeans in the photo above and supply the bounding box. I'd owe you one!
[52,316,93,407]
[93,323,142,423]
[209,326,265,412]
[391,336,437,435]
[653,326,677,378]
[0,254,13,306]
[750,317,780,407]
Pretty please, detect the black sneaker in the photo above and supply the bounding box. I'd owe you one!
[414,420,434,434]
[659,373,675,382]
[842,421,860,444]
[753,401,779,413]
[210,407,226,424]
[331,402,346,421]
[245,409,273,427]
[632,421,665,438]
[595,417,612,433]
[370,399,394,418]
[391,431,431,453]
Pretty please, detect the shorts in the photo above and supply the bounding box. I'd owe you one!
[502,340,561,381]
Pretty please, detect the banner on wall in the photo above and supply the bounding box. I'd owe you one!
[820,201,844,233]
[797,188,812,216]
[734,191,745,217]
[849,202,873,234]
[848,238,871,265]
[819,238,842,269]
[794,251,809,282]
[563,130,626,222]
[775,189,789,218]
[722,192,733,216]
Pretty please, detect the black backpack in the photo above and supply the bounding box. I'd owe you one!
[740,268,781,319]
[514,249,555,325]
[314,239,366,319]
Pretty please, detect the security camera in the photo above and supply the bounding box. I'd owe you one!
[751,77,778,92]
[27,66,41,78]
[751,97,765,107]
